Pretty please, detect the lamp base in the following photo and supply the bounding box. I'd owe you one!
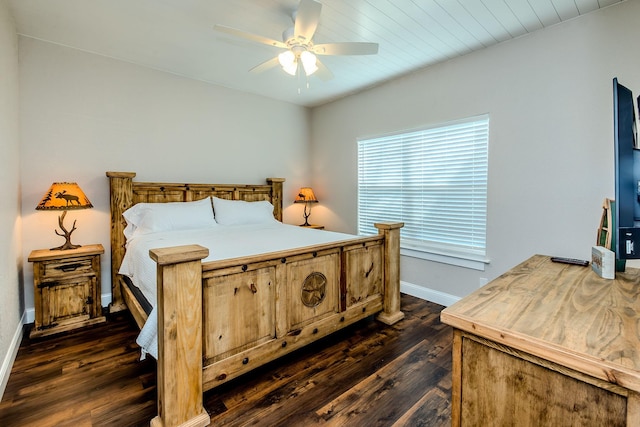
[300,204,312,227]
[50,241,82,251]
[50,210,82,251]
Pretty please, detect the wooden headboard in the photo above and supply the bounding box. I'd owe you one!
[106,171,285,313]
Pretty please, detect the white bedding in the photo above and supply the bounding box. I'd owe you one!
[118,222,361,359]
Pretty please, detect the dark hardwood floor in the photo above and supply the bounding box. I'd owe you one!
[0,294,452,426]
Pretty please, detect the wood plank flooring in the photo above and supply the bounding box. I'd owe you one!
[0,295,452,426]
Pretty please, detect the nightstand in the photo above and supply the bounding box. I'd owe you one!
[29,244,106,338]
[300,224,324,230]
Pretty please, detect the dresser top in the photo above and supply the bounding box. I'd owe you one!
[441,254,640,392]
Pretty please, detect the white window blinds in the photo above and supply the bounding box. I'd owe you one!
[357,115,489,260]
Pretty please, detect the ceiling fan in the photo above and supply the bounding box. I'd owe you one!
[214,0,378,81]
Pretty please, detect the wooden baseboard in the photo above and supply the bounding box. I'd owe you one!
[0,311,25,401]
[400,281,460,307]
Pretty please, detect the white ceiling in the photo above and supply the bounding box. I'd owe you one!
[8,0,623,107]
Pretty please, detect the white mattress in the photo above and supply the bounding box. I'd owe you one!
[118,222,361,359]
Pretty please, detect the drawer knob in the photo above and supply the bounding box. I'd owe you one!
[56,263,83,272]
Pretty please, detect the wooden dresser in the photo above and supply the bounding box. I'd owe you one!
[441,254,640,426]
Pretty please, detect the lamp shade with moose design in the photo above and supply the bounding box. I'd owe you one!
[36,182,93,210]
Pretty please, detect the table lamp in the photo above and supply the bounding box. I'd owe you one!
[36,182,93,250]
[294,187,318,226]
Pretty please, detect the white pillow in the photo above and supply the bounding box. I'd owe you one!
[212,197,277,226]
[122,197,216,239]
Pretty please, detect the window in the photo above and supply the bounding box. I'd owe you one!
[357,115,489,269]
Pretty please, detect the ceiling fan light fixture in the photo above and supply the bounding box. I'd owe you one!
[278,50,295,67]
[278,50,298,75]
[278,50,297,76]
[300,51,318,76]
[283,62,298,76]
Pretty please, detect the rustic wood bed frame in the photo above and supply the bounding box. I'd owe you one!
[106,171,404,427]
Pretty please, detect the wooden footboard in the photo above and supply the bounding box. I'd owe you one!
[150,223,403,427]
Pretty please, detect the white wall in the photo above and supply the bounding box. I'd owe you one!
[18,37,311,313]
[0,0,23,398]
[310,1,640,300]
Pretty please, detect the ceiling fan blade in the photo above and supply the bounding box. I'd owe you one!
[313,42,379,56]
[249,56,281,74]
[314,59,333,81]
[214,24,287,49]
[294,0,322,41]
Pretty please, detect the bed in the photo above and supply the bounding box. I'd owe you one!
[106,171,404,427]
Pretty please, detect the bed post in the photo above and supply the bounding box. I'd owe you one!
[267,177,285,221]
[106,171,136,313]
[374,222,405,325]
[149,245,210,427]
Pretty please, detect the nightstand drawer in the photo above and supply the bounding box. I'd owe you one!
[41,256,94,278]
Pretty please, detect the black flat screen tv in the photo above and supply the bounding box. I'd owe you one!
[613,77,640,269]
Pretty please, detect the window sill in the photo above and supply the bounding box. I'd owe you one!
[400,246,490,271]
